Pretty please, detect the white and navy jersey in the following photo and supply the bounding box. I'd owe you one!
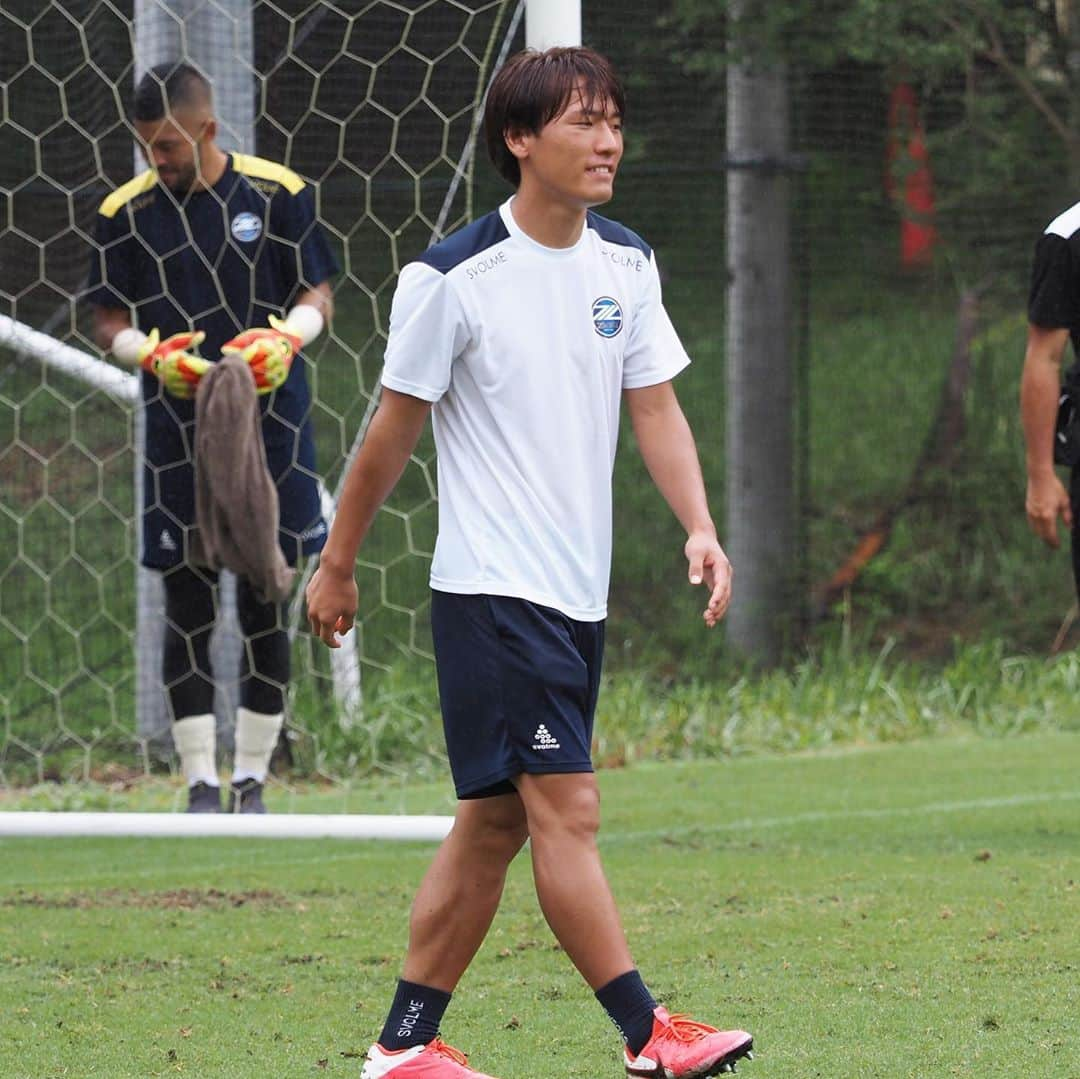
[382,197,690,621]
[1030,201,1080,355]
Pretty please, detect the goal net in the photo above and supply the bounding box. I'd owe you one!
[0,0,521,810]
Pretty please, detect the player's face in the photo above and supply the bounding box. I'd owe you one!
[519,85,623,209]
[135,112,209,194]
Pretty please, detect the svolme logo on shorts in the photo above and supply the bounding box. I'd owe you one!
[231,211,262,243]
[591,295,623,338]
[532,724,561,751]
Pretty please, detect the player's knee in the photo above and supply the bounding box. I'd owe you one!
[525,775,601,843]
[482,815,529,863]
[458,801,528,863]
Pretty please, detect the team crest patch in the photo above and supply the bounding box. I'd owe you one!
[592,296,622,338]
[231,211,262,242]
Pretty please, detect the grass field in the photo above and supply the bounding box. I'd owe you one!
[2,731,1077,1078]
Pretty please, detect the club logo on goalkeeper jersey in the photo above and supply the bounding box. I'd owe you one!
[231,212,262,243]
[592,296,622,338]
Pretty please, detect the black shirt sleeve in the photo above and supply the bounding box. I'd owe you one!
[85,207,137,311]
[272,184,339,299]
[1028,233,1080,330]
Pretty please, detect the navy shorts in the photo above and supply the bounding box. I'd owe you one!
[140,402,326,570]
[430,590,606,799]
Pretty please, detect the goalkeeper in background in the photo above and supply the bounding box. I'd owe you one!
[86,62,337,814]
[308,46,753,1079]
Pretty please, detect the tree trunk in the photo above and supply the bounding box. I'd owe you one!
[724,0,796,664]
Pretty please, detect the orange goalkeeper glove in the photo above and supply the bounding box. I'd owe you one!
[138,329,210,399]
[220,315,302,395]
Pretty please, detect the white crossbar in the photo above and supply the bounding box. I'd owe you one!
[0,314,138,401]
[0,811,454,841]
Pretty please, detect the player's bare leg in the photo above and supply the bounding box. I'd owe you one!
[516,771,753,1077]
[360,794,528,1078]
[514,771,633,988]
[402,791,529,991]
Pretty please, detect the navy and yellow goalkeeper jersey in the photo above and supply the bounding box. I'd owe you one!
[86,154,338,568]
[87,152,337,410]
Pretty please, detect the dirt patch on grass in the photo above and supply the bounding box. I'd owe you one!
[1,887,291,910]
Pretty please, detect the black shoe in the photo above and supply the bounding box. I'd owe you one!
[186,781,222,813]
[228,778,267,814]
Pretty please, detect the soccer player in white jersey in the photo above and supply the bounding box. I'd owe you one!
[307,47,754,1079]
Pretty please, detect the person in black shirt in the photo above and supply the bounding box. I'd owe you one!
[87,62,338,813]
[1021,204,1080,594]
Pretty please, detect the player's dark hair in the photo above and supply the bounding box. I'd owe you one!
[132,62,212,123]
[483,47,625,188]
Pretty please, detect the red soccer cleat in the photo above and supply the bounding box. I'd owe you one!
[360,1038,500,1078]
[624,1007,754,1078]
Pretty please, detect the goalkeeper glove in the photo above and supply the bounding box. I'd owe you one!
[221,315,302,395]
[137,329,210,399]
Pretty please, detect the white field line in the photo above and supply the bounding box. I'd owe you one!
[606,789,1080,844]
[2,789,1077,891]
[4,790,1075,889]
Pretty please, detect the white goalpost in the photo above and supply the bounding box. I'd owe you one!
[0,0,579,838]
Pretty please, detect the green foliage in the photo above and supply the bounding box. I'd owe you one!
[288,653,445,785]
[664,0,1060,83]
[595,637,1080,767]
[656,0,1076,268]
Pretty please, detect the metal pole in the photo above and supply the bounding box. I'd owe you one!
[133,0,254,755]
[525,0,581,48]
[725,0,795,664]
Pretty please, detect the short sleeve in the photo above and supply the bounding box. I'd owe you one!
[275,184,339,292]
[85,209,136,310]
[380,263,471,402]
[1028,233,1080,330]
[621,252,691,389]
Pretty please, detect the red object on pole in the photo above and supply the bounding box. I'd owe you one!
[886,83,937,267]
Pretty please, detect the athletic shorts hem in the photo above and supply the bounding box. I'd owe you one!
[454,760,595,799]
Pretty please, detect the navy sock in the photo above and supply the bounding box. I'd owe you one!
[378,979,452,1051]
[595,969,659,1056]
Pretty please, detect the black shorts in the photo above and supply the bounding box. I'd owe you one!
[430,590,605,799]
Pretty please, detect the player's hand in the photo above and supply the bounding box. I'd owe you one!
[685,529,732,628]
[138,329,210,399]
[306,560,358,649]
[221,317,302,395]
[1026,471,1073,549]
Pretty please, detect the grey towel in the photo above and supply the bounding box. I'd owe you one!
[189,353,295,603]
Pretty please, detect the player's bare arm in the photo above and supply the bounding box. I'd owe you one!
[307,387,432,647]
[296,280,334,322]
[1020,323,1072,548]
[92,306,132,350]
[624,380,731,627]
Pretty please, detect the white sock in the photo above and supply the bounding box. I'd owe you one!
[231,707,284,784]
[172,713,219,787]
